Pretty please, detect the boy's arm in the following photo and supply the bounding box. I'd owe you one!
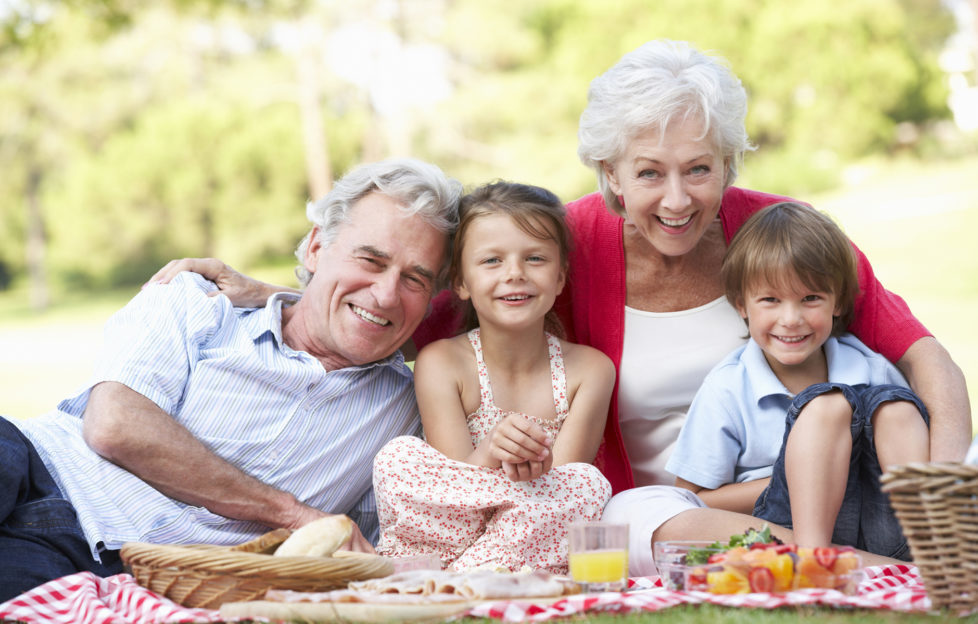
[674,476,770,515]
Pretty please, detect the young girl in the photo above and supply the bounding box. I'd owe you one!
[372,181,615,573]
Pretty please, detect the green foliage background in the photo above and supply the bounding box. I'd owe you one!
[0,0,965,296]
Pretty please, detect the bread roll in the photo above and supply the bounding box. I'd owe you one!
[274,515,353,558]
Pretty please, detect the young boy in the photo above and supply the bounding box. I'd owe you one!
[665,202,929,559]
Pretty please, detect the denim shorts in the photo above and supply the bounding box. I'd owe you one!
[752,383,928,560]
[0,417,123,601]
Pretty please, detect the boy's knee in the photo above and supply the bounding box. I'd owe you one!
[870,400,926,430]
[796,391,854,427]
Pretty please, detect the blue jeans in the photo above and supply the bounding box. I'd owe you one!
[752,383,928,560]
[0,417,123,601]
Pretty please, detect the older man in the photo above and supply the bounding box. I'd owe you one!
[0,158,461,600]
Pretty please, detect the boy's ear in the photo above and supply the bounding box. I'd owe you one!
[734,298,748,320]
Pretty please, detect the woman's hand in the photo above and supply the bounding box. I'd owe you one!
[144,258,291,308]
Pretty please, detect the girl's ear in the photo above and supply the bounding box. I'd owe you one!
[455,278,471,302]
[555,267,567,296]
[303,227,323,274]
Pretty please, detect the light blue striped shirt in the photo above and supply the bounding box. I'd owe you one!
[18,272,421,558]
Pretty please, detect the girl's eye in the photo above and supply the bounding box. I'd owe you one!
[527,255,546,263]
[803,294,823,303]
[482,257,501,265]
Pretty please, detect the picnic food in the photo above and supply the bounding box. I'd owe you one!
[567,549,629,583]
[654,526,863,595]
[273,515,353,558]
[218,568,580,622]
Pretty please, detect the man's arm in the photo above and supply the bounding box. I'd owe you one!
[896,336,972,461]
[82,381,324,530]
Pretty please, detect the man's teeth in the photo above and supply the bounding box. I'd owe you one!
[660,215,693,227]
[352,305,390,326]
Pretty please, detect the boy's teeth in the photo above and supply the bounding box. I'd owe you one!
[660,215,692,226]
[779,335,805,343]
[352,305,390,326]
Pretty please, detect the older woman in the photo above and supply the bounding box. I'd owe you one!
[150,40,971,574]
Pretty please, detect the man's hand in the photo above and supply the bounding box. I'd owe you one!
[143,258,290,307]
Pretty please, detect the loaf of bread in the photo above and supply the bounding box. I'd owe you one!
[274,515,353,558]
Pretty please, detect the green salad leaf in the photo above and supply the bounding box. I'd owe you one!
[682,525,779,565]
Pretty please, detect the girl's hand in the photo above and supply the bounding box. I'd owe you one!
[143,258,290,307]
[488,413,552,466]
[501,451,554,482]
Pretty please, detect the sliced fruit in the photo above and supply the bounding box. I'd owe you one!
[813,547,838,570]
[748,567,776,593]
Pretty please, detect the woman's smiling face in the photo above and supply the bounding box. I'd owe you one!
[602,118,728,258]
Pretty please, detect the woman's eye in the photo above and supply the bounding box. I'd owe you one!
[690,165,710,175]
[638,169,659,179]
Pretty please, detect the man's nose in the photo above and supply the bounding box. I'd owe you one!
[372,271,401,307]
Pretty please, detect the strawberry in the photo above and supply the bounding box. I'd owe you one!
[748,567,776,593]
[749,542,771,550]
[773,544,797,554]
[707,552,726,563]
[814,547,838,570]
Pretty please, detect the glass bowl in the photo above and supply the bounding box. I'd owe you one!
[653,540,863,594]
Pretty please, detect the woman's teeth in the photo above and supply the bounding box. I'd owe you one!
[659,215,693,227]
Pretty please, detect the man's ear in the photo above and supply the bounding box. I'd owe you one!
[602,161,622,195]
[304,227,323,274]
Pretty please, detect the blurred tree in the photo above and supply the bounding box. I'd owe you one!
[0,0,958,297]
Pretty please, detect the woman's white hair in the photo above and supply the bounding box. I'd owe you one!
[294,158,462,288]
[577,40,755,216]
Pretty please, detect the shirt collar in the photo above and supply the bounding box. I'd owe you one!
[239,291,413,378]
[746,335,873,404]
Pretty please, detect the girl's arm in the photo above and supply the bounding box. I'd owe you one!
[550,344,616,466]
[674,477,770,516]
[414,340,493,466]
[416,339,553,475]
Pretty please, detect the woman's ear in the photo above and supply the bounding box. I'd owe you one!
[602,161,622,195]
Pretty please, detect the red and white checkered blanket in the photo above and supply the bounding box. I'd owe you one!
[0,565,934,624]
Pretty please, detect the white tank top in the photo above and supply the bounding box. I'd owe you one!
[618,297,747,487]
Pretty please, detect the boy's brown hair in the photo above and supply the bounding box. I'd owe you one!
[721,202,859,336]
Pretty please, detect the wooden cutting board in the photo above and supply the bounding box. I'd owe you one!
[219,594,567,622]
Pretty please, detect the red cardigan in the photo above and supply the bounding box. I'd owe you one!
[415,188,930,494]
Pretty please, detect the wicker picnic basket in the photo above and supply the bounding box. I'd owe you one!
[880,462,978,614]
[120,528,394,609]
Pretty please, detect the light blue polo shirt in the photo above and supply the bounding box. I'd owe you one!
[665,334,909,489]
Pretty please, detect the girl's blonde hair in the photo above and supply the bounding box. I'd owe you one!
[450,181,570,335]
[722,202,859,336]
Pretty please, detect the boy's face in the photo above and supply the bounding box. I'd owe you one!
[736,276,842,379]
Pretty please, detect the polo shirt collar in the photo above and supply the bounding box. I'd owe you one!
[746,335,873,404]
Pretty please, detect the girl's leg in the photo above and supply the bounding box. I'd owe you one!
[784,391,854,548]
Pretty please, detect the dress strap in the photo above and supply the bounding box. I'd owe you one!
[467,328,496,411]
[546,332,569,419]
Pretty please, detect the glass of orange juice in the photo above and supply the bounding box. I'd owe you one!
[567,521,629,592]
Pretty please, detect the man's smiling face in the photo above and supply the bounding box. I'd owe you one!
[286,191,447,370]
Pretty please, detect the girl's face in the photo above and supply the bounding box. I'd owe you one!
[602,118,728,258]
[736,274,841,379]
[455,213,566,332]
